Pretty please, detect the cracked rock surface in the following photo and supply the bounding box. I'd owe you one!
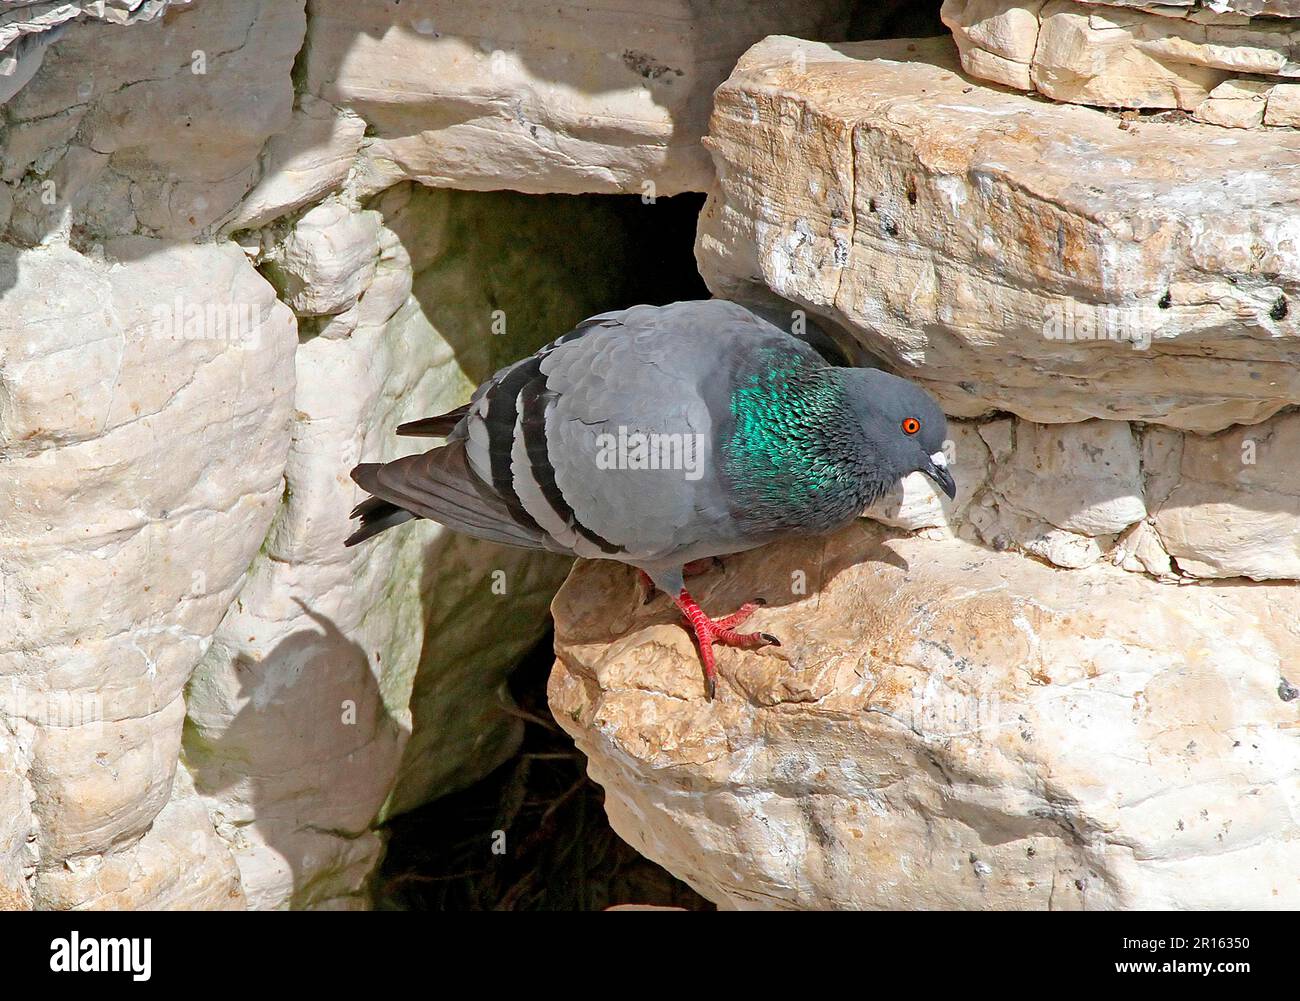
[698,35,1300,432]
[942,0,1300,121]
[552,29,1300,911]
[550,524,1300,909]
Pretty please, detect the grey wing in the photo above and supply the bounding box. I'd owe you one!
[451,311,634,557]
[348,314,615,552]
[361,299,815,564]
[526,301,796,564]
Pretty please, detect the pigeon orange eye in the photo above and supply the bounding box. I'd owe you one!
[902,417,921,435]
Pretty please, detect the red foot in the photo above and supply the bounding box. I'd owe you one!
[671,589,780,700]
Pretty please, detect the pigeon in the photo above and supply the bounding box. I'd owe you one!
[346,299,955,699]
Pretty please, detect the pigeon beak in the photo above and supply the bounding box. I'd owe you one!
[923,451,957,500]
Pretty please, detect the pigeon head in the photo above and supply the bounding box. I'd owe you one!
[843,368,955,500]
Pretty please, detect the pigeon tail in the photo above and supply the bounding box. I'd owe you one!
[348,441,546,550]
[396,404,469,437]
[344,492,417,547]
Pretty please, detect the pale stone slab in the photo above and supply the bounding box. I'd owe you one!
[221,95,367,234]
[1264,81,1300,124]
[1194,77,1270,126]
[1150,412,1300,579]
[302,0,855,196]
[551,524,1300,909]
[699,35,1300,433]
[944,0,1300,110]
[941,0,1046,89]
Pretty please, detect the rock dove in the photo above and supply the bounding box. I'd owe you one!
[347,299,955,698]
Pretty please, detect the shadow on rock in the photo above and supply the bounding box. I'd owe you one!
[185,601,405,909]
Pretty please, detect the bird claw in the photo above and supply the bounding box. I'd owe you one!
[711,601,765,631]
[671,589,780,700]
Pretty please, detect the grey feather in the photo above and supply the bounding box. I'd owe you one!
[396,405,469,437]
[350,442,547,550]
[345,495,417,546]
[345,299,952,577]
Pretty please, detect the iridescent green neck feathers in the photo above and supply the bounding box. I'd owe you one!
[722,351,879,533]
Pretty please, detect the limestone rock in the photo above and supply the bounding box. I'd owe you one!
[943,0,1300,111]
[960,419,1146,569]
[989,420,1145,536]
[698,35,1300,433]
[0,24,64,105]
[0,2,192,96]
[550,524,1300,909]
[302,0,855,196]
[1071,1,1300,17]
[0,1,190,44]
[261,200,384,319]
[1194,78,1271,127]
[863,473,956,534]
[1264,81,1300,124]
[863,411,1299,582]
[221,95,367,234]
[1150,412,1300,580]
[1113,519,1176,577]
[32,771,245,910]
[1032,1,1230,110]
[0,238,297,907]
[2,0,305,241]
[0,726,34,910]
[941,0,1046,90]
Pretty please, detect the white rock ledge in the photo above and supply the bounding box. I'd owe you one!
[550,525,1300,910]
[698,35,1300,432]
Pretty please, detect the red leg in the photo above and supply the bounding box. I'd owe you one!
[712,600,765,631]
[671,589,780,700]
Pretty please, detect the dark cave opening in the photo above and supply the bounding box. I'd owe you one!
[373,0,953,910]
[376,190,713,911]
[377,628,714,911]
